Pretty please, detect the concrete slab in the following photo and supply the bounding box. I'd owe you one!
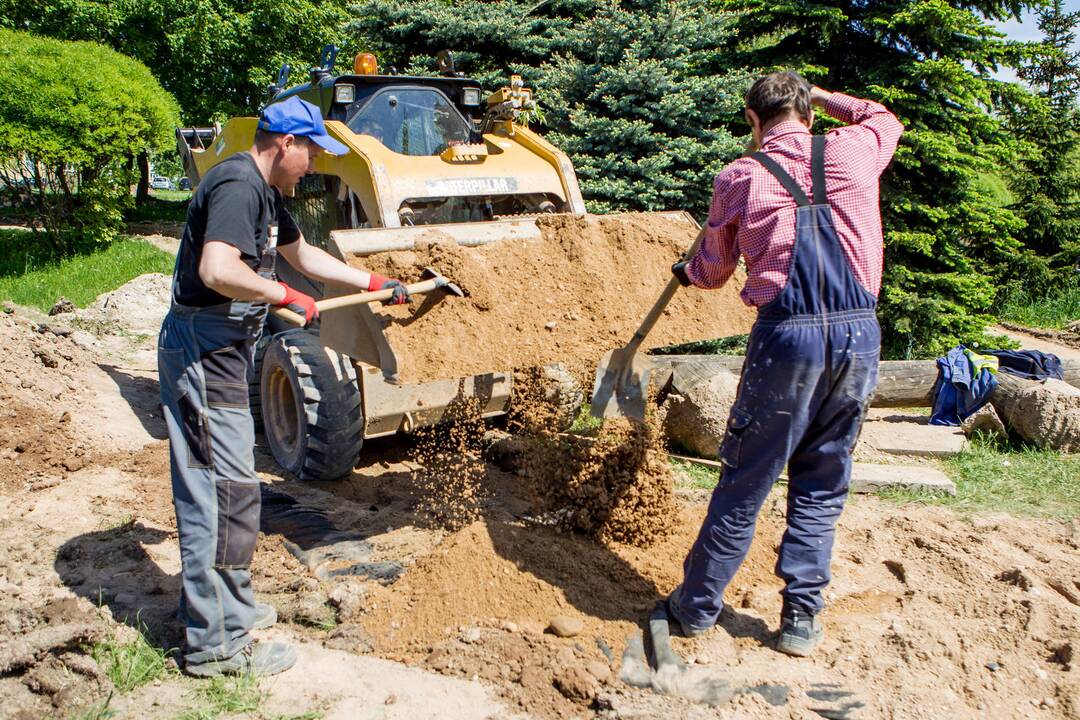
[858,411,967,458]
[850,463,956,496]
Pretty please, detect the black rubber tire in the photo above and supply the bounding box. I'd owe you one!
[249,331,270,432]
[260,329,363,481]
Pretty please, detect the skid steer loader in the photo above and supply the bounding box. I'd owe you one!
[176,45,699,481]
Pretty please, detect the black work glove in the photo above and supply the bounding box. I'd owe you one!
[379,278,411,306]
[671,261,693,287]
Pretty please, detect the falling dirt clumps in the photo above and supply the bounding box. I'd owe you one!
[409,396,490,531]
[523,417,676,547]
[353,212,755,383]
[507,368,676,547]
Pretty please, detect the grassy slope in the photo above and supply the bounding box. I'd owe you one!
[0,229,174,311]
[998,281,1080,330]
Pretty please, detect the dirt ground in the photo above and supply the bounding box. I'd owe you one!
[1,276,1079,719]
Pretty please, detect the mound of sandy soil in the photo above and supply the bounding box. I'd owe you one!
[355,213,756,383]
[76,273,172,338]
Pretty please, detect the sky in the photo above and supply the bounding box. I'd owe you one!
[993,0,1080,83]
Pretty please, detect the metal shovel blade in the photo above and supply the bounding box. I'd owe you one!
[589,345,653,421]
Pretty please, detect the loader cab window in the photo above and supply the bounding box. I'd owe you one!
[346,87,474,156]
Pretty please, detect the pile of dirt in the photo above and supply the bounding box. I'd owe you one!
[75,272,172,337]
[0,520,114,719]
[423,626,616,717]
[0,397,92,495]
[355,213,755,383]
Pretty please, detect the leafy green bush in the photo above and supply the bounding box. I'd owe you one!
[0,30,179,250]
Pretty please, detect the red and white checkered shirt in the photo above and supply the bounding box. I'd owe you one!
[686,93,903,306]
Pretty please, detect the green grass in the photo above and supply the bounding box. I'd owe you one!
[0,230,173,311]
[651,334,749,356]
[66,695,118,720]
[998,280,1080,330]
[126,193,190,223]
[151,189,192,202]
[567,405,603,435]
[878,433,1080,518]
[90,628,173,693]
[670,458,720,490]
[177,674,262,720]
[973,171,1015,208]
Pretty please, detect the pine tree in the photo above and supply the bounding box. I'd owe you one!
[725,0,1037,357]
[1008,0,1080,275]
[348,0,747,214]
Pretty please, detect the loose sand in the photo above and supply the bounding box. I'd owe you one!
[354,213,756,383]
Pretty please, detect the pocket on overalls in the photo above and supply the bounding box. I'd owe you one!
[201,344,250,408]
[214,480,260,569]
[719,407,753,469]
[178,392,213,468]
[843,352,879,452]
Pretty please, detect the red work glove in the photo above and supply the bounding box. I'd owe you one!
[276,281,319,326]
[366,273,412,306]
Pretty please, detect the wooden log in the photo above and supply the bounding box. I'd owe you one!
[990,374,1080,453]
[650,355,1080,408]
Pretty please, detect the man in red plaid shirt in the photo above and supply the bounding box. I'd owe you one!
[667,71,903,656]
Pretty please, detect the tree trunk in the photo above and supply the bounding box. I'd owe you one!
[650,355,1080,407]
[989,374,1080,452]
[136,151,150,205]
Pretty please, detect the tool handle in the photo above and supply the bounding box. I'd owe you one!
[271,277,443,326]
[624,226,707,354]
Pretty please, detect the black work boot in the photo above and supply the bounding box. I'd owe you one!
[776,601,823,657]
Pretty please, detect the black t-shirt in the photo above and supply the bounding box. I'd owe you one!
[174,152,301,307]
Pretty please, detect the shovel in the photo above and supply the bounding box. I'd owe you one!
[589,227,706,420]
[272,266,464,326]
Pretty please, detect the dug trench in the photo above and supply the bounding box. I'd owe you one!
[2,279,1080,719]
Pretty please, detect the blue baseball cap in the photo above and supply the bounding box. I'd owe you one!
[258,96,349,155]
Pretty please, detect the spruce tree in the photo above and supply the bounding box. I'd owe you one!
[348,0,747,214]
[725,0,1037,356]
[1008,0,1080,274]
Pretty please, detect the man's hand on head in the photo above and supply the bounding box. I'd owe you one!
[810,86,833,108]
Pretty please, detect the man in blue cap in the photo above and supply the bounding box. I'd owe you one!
[159,96,410,677]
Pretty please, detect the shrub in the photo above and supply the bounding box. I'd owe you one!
[0,30,180,250]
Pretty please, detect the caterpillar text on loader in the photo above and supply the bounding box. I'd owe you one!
[177,45,698,481]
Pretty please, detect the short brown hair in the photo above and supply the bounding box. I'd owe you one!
[254,128,313,147]
[745,71,812,125]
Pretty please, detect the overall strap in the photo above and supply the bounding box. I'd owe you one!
[751,151,810,207]
[811,134,827,205]
[751,135,829,208]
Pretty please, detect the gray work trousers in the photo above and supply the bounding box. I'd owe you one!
[158,299,266,665]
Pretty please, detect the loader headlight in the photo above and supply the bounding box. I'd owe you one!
[334,84,355,104]
[462,87,481,106]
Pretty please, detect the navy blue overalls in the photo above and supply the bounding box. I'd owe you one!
[673,135,881,628]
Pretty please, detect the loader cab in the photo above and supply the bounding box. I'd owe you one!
[271,74,486,155]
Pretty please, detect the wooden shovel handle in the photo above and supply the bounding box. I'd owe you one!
[271,277,444,326]
[622,225,707,354]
